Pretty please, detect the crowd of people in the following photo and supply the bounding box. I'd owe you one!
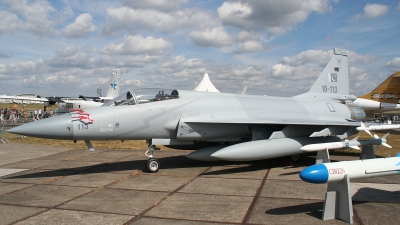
[0,106,54,123]
[372,113,399,123]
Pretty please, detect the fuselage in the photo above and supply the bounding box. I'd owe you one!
[9,89,359,141]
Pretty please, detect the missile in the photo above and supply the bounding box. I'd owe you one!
[299,153,400,184]
[356,121,400,137]
[209,136,341,161]
[300,134,391,152]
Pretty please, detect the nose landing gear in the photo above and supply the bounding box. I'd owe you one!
[145,141,160,173]
[146,158,160,173]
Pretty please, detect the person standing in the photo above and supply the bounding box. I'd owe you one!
[38,108,42,120]
[34,108,38,121]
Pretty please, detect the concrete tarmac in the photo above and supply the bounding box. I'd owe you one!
[0,142,399,224]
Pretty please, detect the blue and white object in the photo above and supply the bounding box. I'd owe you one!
[300,153,400,184]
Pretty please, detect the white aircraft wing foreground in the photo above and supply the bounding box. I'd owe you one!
[9,48,368,173]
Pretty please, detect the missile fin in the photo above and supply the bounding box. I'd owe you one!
[350,146,360,150]
[382,133,390,139]
[373,134,379,139]
[382,143,392,148]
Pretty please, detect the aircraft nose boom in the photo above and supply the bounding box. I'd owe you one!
[7,115,73,139]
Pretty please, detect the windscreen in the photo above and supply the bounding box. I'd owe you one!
[102,88,179,106]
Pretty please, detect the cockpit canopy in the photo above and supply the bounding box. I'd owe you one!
[103,88,179,106]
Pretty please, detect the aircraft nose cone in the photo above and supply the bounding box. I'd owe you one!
[299,164,329,184]
[7,114,73,139]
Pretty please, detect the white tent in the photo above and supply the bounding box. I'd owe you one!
[193,73,220,92]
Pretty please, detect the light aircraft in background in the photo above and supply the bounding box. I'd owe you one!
[10,48,378,173]
[348,71,400,115]
[0,93,60,106]
[56,69,122,114]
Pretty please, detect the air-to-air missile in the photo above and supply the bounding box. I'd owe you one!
[299,153,400,184]
[356,121,400,136]
[300,134,391,152]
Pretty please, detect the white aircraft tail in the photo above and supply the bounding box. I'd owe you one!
[295,48,355,101]
[105,69,122,99]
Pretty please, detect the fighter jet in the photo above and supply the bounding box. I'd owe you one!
[347,71,400,115]
[8,48,365,173]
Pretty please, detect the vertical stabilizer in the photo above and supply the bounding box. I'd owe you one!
[309,48,349,95]
[106,69,122,99]
[295,48,354,101]
[358,71,400,104]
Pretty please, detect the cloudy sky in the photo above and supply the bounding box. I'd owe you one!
[0,0,399,97]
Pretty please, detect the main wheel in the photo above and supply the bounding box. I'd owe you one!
[290,154,301,163]
[146,158,160,173]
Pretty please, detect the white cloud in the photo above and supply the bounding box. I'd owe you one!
[0,10,21,35]
[218,0,332,34]
[159,56,208,72]
[356,3,388,20]
[230,40,264,54]
[61,13,96,38]
[96,54,164,68]
[45,74,81,84]
[280,49,377,67]
[189,26,234,47]
[0,59,48,78]
[46,45,95,69]
[99,35,172,55]
[281,49,332,67]
[55,45,79,57]
[236,31,260,41]
[102,6,216,35]
[385,57,400,69]
[121,0,188,12]
[348,51,377,64]
[349,67,369,81]
[271,63,318,80]
[5,0,57,35]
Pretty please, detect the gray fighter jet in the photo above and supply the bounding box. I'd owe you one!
[8,48,365,172]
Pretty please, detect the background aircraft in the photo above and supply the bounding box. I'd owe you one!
[9,48,367,173]
[348,71,400,115]
[0,93,59,105]
[56,69,122,114]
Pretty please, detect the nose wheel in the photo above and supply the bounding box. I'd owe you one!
[145,142,160,173]
[146,158,160,173]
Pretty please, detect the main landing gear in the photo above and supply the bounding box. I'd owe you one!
[145,142,160,173]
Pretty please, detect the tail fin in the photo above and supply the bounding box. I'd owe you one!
[295,48,355,101]
[105,69,122,99]
[358,71,400,104]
